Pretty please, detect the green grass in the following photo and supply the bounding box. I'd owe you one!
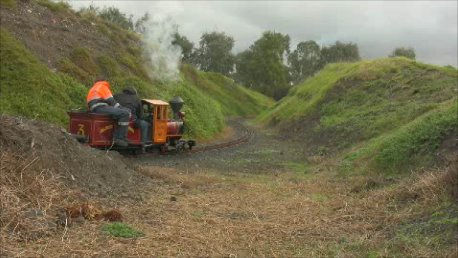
[102,222,144,238]
[257,62,358,124]
[0,0,15,8]
[37,0,70,13]
[283,161,310,174]
[0,28,86,125]
[1,17,270,140]
[384,203,458,255]
[259,58,457,174]
[1,0,271,139]
[182,65,274,117]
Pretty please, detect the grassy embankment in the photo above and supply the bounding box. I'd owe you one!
[257,57,457,255]
[259,57,457,175]
[0,29,87,124]
[0,0,272,139]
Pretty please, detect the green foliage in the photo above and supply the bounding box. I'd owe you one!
[96,55,122,78]
[98,7,134,31]
[118,51,149,79]
[0,28,86,125]
[260,58,457,174]
[345,101,457,174]
[235,31,291,100]
[1,7,271,140]
[102,222,144,238]
[57,57,92,84]
[168,78,225,139]
[181,65,274,117]
[321,41,360,64]
[288,40,322,84]
[37,0,70,13]
[258,62,357,125]
[390,47,416,60]
[195,31,235,76]
[134,12,150,33]
[0,0,16,8]
[69,47,98,80]
[172,32,194,63]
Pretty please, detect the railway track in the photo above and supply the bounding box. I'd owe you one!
[130,121,254,157]
[188,126,254,154]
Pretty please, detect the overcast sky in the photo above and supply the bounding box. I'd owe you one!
[69,1,457,66]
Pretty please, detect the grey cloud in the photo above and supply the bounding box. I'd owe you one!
[69,1,457,66]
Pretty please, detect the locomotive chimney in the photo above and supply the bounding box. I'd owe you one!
[169,96,184,119]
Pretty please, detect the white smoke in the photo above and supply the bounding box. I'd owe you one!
[142,16,182,82]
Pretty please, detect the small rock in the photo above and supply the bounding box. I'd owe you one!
[170,196,177,202]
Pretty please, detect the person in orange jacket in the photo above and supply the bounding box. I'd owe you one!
[86,78,130,147]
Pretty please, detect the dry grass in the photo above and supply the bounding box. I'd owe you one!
[3,161,455,257]
[0,150,71,255]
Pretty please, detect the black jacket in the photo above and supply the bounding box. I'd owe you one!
[114,89,143,119]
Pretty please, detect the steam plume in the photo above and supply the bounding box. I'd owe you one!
[142,16,181,82]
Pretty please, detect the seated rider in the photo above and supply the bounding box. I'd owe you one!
[114,88,151,145]
[86,78,131,147]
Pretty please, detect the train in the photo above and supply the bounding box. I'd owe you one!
[68,96,195,154]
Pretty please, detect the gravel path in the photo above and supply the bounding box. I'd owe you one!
[138,118,308,174]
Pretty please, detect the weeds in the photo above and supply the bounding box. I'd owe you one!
[102,222,144,238]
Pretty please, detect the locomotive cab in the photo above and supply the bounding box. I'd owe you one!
[141,99,169,144]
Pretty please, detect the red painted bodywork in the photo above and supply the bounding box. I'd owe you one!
[166,121,183,139]
[68,111,141,147]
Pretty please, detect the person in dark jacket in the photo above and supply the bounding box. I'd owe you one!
[114,88,151,145]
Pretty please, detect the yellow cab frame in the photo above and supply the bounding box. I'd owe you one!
[142,99,169,144]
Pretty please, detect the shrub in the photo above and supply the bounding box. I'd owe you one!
[390,47,416,60]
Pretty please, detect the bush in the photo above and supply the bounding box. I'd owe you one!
[390,47,416,60]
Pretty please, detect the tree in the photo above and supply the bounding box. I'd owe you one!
[288,40,322,83]
[390,47,416,60]
[321,41,360,64]
[98,7,134,31]
[134,12,150,34]
[235,31,291,100]
[172,32,194,64]
[194,32,235,76]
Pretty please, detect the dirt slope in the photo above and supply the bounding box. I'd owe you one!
[0,115,149,197]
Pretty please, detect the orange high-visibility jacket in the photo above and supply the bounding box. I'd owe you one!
[86,81,117,110]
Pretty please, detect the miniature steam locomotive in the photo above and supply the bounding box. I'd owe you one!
[68,96,195,154]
